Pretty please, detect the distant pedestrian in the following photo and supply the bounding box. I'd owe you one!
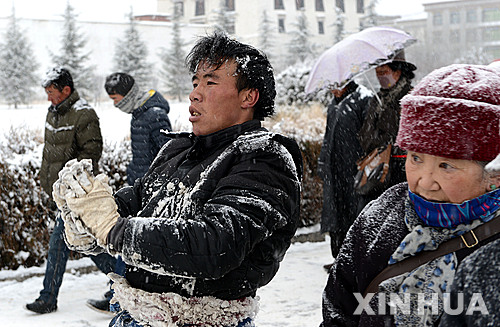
[104,72,172,186]
[357,50,417,213]
[318,81,373,266]
[26,67,117,314]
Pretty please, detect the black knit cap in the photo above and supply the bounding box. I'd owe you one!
[105,72,135,96]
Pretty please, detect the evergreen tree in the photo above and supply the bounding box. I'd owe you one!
[258,10,275,61]
[333,6,346,44]
[113,10,153,90]
[361,0,379,29]
[286,10,315,65]
[50,1,95,99]
[0,8,39,108]
[212,0,235,34]
[160,6,190,101]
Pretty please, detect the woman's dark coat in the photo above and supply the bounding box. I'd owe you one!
[108,120,303,301]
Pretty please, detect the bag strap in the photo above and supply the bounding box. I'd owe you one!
[363,215,500,297]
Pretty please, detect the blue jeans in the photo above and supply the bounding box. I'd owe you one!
[109,310,255,327]
[38,215,117,305]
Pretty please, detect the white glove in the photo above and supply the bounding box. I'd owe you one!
[57,158,95,197]
[65,173,119,248]
[60,207,102,254]
[53,177,102,253]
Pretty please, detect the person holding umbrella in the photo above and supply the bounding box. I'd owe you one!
[305,27,417,266]
[317,81,374,268]
[356,50,417,214]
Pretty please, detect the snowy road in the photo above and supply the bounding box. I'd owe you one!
[0,238,331,327]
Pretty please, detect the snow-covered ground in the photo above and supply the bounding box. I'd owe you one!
[0,102,332,326]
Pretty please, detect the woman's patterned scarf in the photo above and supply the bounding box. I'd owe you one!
[409,189,500,228]
[379,191,500,326]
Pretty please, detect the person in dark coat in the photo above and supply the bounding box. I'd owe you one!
[52,32,303,327]
[356,51,416,214]
[26,67,117,314]
[318,81,373,265]
[321,64,500,326]
[104,72,172,186]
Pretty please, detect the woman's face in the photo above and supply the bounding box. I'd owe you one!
[406,151,489,204]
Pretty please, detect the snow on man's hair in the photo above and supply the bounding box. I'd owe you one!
[185,31,276,120]
[42,67,74,92]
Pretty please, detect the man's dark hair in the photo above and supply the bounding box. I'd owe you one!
[185,31,276,120]
[42,67,74,92]
[105,72,135,96]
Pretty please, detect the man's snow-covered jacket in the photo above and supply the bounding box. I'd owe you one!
[128,90,172,185]
[108,120,303,301]
[39,90,102,196]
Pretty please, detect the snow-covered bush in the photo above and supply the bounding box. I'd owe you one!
[0,129,131,269]
[275,61,333,108]
[265,103,326,227]
[99,138,132,191]
[0,128,51,269]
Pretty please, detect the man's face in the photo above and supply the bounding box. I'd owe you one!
[188,60,253,136]
[108,94,124,106]
[45,85,71,106]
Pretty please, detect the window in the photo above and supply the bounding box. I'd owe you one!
[433,13,443,26]
[275,0,284,10]
[296,0,305,10]
[278,18,285,33]
[174,1,184,16]
[357,0,364,14]
[450,12,460,24]
[316,0,324,12]
[336,0,345,12]
[318,20,325,34]
[466,10,477,23]
[450,30,460,43]
[195,0,205,16]
[483,26,500,42]
[432,31,442,44]
[225,0,234,11]
[483,8,500,22]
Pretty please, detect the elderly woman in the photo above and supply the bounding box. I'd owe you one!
[320,64,500,327]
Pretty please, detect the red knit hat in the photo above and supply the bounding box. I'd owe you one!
[396,64,500,162]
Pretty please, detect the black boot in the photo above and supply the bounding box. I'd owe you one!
[26,299,57,314]
[87,291,114,315]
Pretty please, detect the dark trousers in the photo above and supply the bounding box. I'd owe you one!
[38,215,117,305]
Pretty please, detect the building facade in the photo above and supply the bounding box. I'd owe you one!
[156,0,367,69]
[424,0,500,59]
[381,0,500,77]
